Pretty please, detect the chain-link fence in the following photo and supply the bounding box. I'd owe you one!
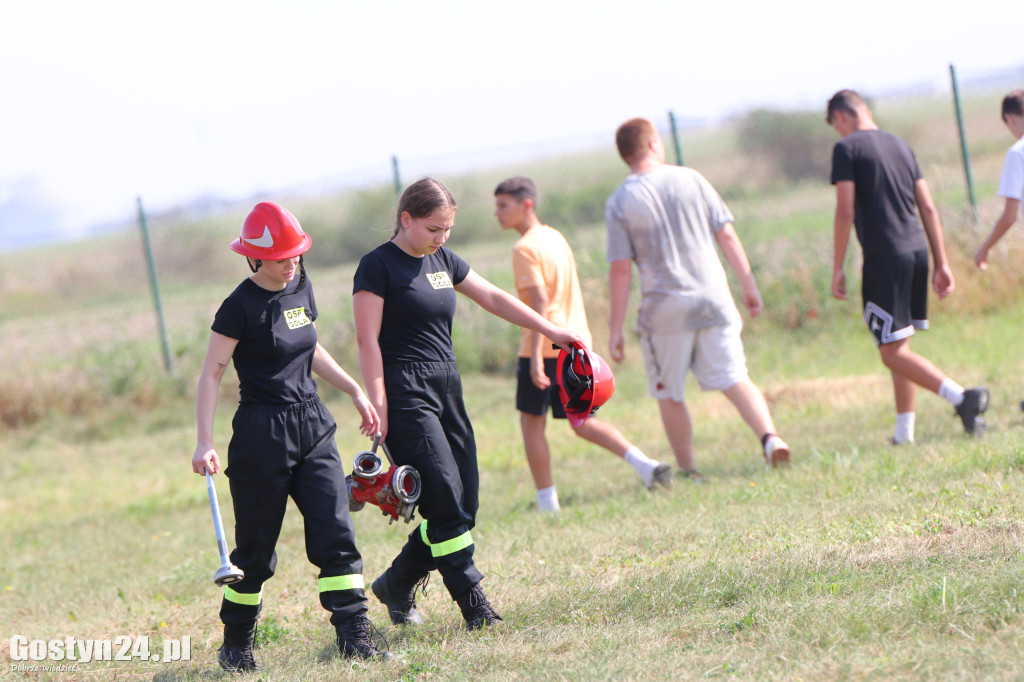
[1,64,1021,429]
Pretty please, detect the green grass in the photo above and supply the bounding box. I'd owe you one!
[3,89,1024,680]
[3,295,1024,680]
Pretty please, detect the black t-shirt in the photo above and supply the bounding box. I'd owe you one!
[830,129,929,256]
[352,241,471,365]
[211,274,319,405]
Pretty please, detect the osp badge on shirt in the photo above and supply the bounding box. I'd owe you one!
[426,272,453,289]
[284,307,313,330]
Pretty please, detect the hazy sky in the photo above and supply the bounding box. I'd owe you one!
[1,0,1020,248]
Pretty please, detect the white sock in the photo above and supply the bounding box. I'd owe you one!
[893,412,915,444]
[624,446,658,484]
[938,378,965,407]
[537,485,560,513]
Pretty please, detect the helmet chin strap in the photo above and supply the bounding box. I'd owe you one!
[562,348,592,410]
[245,255,305,289]
[557,343,615,425]
[295,256,307,291]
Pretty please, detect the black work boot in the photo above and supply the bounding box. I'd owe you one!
[455,583,503,630]
[956,387,990,435]
[372,570,428,626]
[336,612,394,660]
[218,623,259,673]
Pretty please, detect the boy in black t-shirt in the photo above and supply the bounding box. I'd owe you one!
[826,89,988,443]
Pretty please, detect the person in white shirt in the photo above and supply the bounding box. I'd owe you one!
[974,90,1024,270]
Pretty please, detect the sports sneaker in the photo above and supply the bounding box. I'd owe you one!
[646,462,673,490]
[336,613,393,660]
[763,435,790,467]
[677,469,707,484]
[956,387,990,435]
[371,571,426,626]
[455,583,504,631]
[218,623,259,673]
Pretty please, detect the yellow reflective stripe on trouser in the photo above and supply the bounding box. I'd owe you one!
[419,520,473,558]
[224,586,262,606]
[318,574,365,592]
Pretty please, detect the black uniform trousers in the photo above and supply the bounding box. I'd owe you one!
[383,361,484,598]
[220,395,366,627]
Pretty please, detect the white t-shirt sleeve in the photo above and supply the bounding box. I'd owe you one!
[605,193,636,262]
[998,142,1024,201]
[695,172,735,232]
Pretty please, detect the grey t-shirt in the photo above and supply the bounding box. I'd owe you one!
[605,165,740,333]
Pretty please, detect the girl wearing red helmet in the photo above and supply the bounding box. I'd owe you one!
[192,202,390,670]
[353,178,583,631]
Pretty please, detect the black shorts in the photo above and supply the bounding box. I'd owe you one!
[861,249,929,346]
[516,357,567,419]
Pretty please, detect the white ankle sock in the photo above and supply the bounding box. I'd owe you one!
[893,412,915,444]
[624,446,658,483]
[536,485,560,513]
[939,378,965,407]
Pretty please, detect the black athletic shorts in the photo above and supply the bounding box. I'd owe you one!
[861,248,929,346]
[516,357,567,418]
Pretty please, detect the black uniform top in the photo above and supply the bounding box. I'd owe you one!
[353,241,471,365]
[212,274,319,405]
[830,129,929,257]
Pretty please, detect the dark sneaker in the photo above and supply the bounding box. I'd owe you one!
[763,435,790,467]
[646,463,673,490]
[956,387,990,435]
[336,613,393,660]
[371,571,426,626]
[677,469,707,484]
[455,583,504,631]
[218,623,259,673]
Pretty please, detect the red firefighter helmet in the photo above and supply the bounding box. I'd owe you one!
[230,202,312,260]
[556,342,616,427]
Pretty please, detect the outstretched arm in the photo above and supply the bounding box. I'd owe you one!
[715,223,762,318]
[975,197,1020,269]
[455,269,583,350]
[193,331,238,475]
[832,181,855,300]
[312,343,380,437]
[915,178,954,299]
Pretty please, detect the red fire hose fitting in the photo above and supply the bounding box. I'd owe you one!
[346,434,422,524]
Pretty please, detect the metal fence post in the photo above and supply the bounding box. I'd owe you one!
[137,197,174,373]
[949,63,978,222]
[668,110,685,166]
[391,155,402,196]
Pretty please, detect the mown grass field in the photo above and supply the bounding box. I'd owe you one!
[2,90,1024,680]
[3,297,1024,681]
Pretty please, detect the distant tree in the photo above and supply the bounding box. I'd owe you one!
[303,186,395,267]
[739,108,835,183]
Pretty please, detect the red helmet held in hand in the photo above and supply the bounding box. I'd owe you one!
[230,202,312,260]
[556,342,616,427]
